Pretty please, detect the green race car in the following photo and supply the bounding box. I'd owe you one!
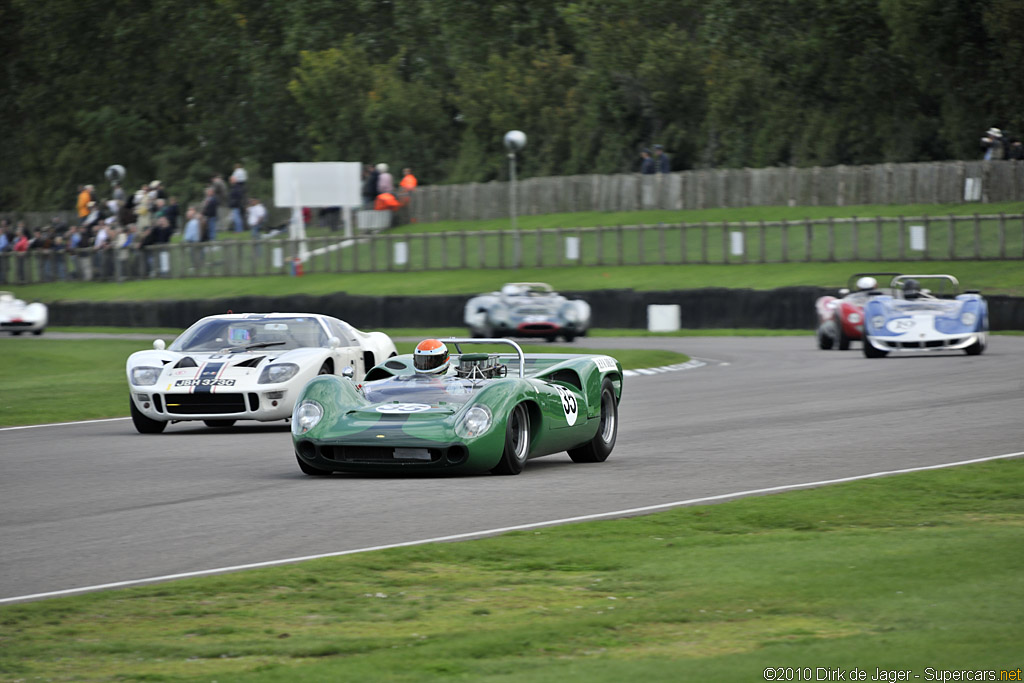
[291,339,623,475]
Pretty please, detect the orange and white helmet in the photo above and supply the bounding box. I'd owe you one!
[413,339,450,374]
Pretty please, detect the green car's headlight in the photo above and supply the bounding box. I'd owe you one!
[131,366,162,386]
[456,404,492,438]
[259,363,299,384]
[292,400,324,435]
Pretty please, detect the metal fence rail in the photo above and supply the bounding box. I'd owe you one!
[1,214,1022,285]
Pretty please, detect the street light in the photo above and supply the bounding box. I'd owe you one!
[504,130,526,266]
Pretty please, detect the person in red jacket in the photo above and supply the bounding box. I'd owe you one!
[373,192,405,212]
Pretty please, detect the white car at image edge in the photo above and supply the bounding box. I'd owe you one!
[126,312,396,433]
[0,291,47,335]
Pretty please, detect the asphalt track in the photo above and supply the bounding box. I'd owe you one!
[2,336,1023,603]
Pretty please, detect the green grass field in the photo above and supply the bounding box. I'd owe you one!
[2,457,1020,681]
[0,338,687,427]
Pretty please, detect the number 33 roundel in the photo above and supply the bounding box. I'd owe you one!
[554,385,578,426]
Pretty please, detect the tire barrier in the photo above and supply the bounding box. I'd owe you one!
[48,288,1024,331]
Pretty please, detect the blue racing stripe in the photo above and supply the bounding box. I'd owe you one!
[193,362,225,393]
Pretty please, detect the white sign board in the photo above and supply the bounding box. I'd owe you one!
[963,177,982,202]
[565,236,580,260]
[647,304,681,332]
[730,231,745,256]
[273,162,362,208]
[393,241,408,266]
[909,225,926,251]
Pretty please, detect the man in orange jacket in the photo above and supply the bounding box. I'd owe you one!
[77,185,93,219]
[399,168,418,192]
[373,192,405,212]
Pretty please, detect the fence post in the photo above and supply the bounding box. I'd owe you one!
[827,217,835,262]
[923,216,930,261]
[851,216,858,261]
[947,216,955,260]
[441,231,448,270]
[423,233,430,270]
[658,223,666,265]
[973,214,981,260]
[637,226,644,265]
[721,221,728,264]
[804,219,812,262]
[536,229,544,266]
[701,222,708,264]
[875,216,883,260]
[477,231,485,269]
[617,225,624,266]
[998,213,1006,259]
[759,220,766,263]
[596,226,604,265]
[781,220,789,263]
[898,216,905,260]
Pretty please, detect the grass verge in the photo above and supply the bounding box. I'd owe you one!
[2,458,1021,681]
[13,260,1024,302]
[0,339,687,427]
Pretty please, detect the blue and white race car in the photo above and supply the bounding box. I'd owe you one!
[862,274,987,358]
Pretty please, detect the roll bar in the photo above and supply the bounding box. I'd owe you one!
[440,338,526,378]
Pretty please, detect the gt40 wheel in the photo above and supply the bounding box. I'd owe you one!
[491,403,530,475]
[568,379,618,463]
[130,398,167,434]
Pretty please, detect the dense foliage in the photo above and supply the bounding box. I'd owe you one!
[3,0,1022,210]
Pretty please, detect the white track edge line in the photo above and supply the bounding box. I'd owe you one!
[0,417,131,432]
[3,449,1021,605]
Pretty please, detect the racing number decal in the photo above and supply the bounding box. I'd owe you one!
[375,403,432,414]
[555,385,578,426]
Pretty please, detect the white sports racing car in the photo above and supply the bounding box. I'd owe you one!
[0,291,47,335]
[126,313,396,433]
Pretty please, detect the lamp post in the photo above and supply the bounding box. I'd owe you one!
[504,130,526,266]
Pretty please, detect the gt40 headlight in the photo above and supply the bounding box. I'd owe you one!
[130,366,162,386]
[960,311,977,327]
[259,363,299,384]
[490,306,509,324]
[871,315,885,330]
[292,400,324,435]
[847,312,862,324]
[455,404,492,439]
[563,307,580,323]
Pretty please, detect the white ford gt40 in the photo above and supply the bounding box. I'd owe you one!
[126,313,396,433]
[0,291,47,335]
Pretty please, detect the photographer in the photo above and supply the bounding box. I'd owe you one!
[980,127,1007,160]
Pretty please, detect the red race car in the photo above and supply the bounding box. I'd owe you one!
[815,273,901,350]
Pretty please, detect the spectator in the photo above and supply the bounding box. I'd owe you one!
[133,184,153,231]
[228,176,246,232]
[211,174,229,231]
[640,148,655,174]
[0,220,10,284]
[247,196,267,258]
[201,186,219,241]
[1008,138,1023,161]
[981,127,1005,160]
[114,224,134,281]
[153,215,173,244]
[111,181,126,205]
[76,185,93,220]
[150,180,167,201]
[399,167,418,192]
[652,144,671,173]
[246,196,266,238]
[164,196,181,234]
[376,163,394,195]
[374,191,405,212]
[12,225,30,283]
[362,164,380,208]
[183,207,204,270]
[75,225,94,281]
[230,162,248,185]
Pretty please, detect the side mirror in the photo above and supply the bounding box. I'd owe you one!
[342,367,355,379]
[328,336,341,349]
[153,339,166,350]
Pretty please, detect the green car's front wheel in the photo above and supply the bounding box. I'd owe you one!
[296,454,332,476]
[491,403,530,475]
[568,378,618,463]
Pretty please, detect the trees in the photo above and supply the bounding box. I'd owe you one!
[2,0,1021,211]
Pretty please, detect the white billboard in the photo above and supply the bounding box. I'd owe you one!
[273,162,362,208]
